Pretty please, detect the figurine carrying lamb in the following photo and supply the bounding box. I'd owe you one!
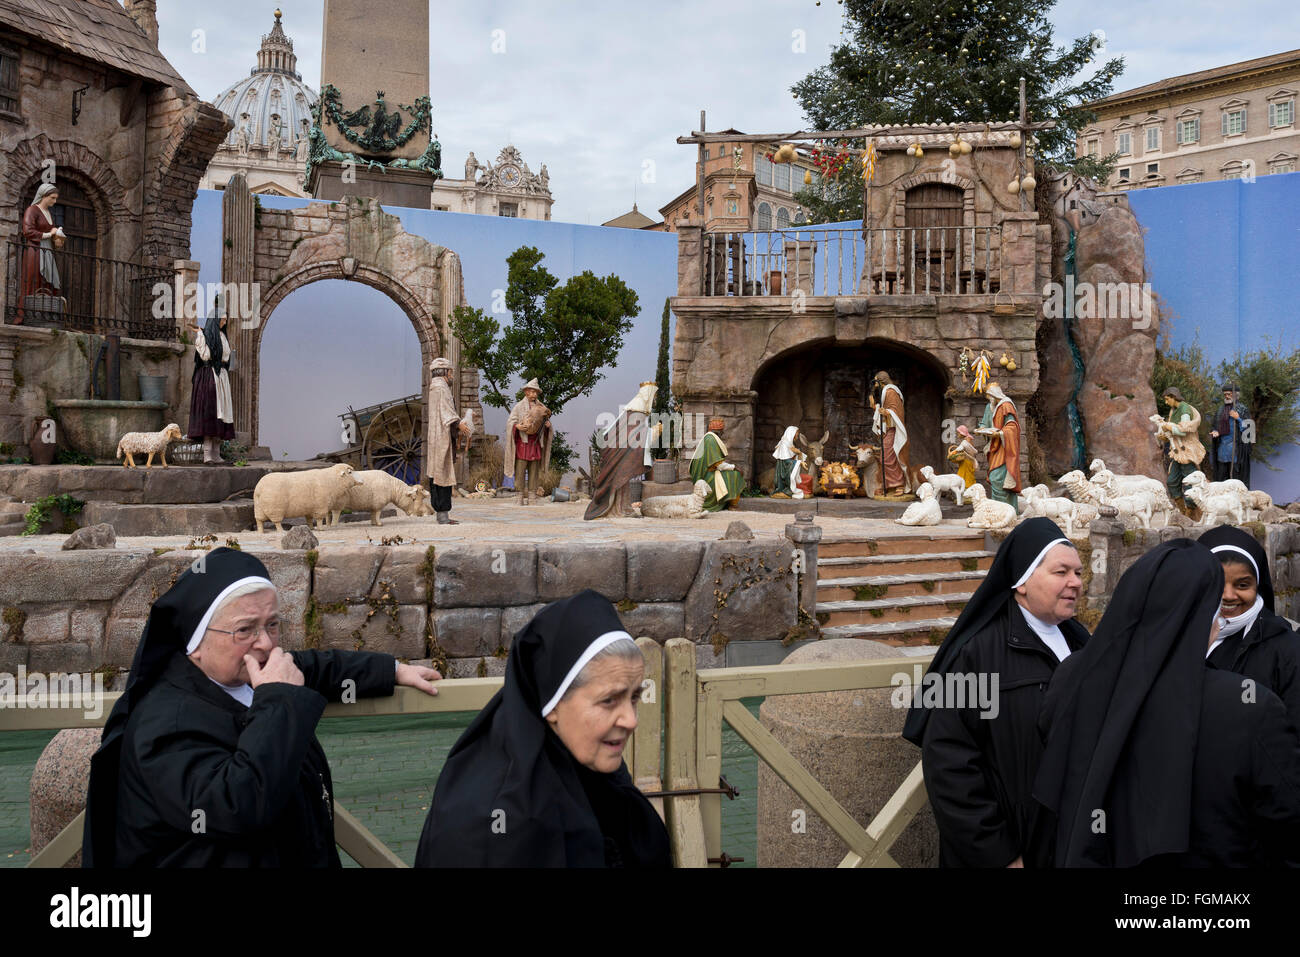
[115,423,185,469]
[640,479,711,519]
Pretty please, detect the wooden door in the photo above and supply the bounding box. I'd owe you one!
[904,184,963,291]
[50,180,98,324]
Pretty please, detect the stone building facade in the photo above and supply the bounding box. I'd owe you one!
[430,145,554,219]
[1078,47,1300,188]
[657,130,820,232]
[0,0,228,448]
[671,128,1049,485]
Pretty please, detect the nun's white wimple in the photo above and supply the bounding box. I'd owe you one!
[1011,538,1072,590]
[186,576,275,654]
[1209,544,1260,582]
[540,629,633,717]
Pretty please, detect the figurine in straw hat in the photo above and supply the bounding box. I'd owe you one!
[505,378,553,505]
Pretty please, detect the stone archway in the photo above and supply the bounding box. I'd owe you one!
[221,174,479,480]
[750,338,951,481]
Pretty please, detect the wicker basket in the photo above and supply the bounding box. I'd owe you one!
[169,442,204,464]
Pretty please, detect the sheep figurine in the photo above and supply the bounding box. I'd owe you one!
[1058,470,1107,505]
[1245,489,1274,518]
[1182,470,1248,501]
[115,423,184,469]
[1183,480,1245,526]
[919,465,967,505]
[896,483,942,526]
[640,479,711,519]
[1090,469,1173,527]
[965,483,1018,530]
[1022,495,1099,538]
[1017,484,1051,514]
[328,470,433,526]
[253,464,362,532]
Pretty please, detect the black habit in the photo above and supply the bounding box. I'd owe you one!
[903,518,1089,867]
[1199,525,1300,729]
[415,590,671,867]
[82,548,396,867]
[1035,540,1300,867]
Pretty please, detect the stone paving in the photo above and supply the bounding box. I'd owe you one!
[0,497,978,553]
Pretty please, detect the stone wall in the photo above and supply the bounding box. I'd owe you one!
[0,539,800,678]
[1081,520,1300,623]
[2,326,189,457]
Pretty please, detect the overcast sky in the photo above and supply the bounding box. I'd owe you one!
[157,0,1300,227]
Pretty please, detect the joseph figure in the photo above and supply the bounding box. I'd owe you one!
[980,383,1022,510]
[426,357,470,525]
[870,371,912,495]
[689,420,743,511]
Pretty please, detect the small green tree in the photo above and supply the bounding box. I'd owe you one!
[654,298,672,416]
[450,245,640,417]
[548,430,577,478]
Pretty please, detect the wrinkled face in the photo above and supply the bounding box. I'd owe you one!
[523,388,539,401]
[1219,559,1259,619]
[545,656,645,773]
[1222,391,1236,405]
[1015,544,1083,625]
[188,589,279,685]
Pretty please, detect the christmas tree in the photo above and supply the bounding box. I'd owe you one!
[791,0,1124,222]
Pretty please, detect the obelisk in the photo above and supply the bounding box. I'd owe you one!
[307,0,441,206]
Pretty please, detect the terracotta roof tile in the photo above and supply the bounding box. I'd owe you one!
[0,0,195,96]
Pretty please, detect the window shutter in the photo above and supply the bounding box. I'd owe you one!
[1221,113,1228,135]
[1269,103,1277,127]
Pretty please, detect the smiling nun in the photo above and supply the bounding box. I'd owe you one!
[1197,525,1300,729]
[415,590,671,867]
[1035,540,1300,867]
[82,548,439,867]
[903,517,1090,868]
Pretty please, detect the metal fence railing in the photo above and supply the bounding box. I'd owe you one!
[4,240,175,340]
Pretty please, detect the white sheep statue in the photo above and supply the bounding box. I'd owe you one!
[1182,470,1248,501]
[896,482,942,526]
[1183,480,1245,526]
[329,470,433,526]
[115,423,184,469]
[1022,494,1099,538]
[919,465,967,506]
[1058,470,1108,505]
[1090,469,1173,527]
[640,479,711,519]
[253,464,362,532]
[1017,484,1051,514]
[1245,489,1274,518]
[965,483,1019,530]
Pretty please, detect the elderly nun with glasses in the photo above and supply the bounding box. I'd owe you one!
[83,548,440,867]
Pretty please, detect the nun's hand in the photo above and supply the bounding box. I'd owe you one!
[1006,856,1023,868]
[396,662,441,696]
[245,647,304,688]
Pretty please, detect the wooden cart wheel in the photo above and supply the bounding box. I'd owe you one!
[363,399,424,485]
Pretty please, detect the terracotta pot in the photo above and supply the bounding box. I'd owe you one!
[29,417,56,466]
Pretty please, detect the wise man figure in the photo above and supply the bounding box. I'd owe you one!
[690,418,744,511]
[504,378,553,506]
[585,382,657,520]
[980,383,1022,510]
[426,357,471,525]
[870,371,912,495]
[1156,386,1206,514]
[1210,382,1253,488]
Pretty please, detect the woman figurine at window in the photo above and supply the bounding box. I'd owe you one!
[16,183,65,324]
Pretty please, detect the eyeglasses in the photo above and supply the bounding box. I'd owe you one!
[207,620,280,644]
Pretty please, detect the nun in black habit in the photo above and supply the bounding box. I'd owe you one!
[415,590,671,867]
[1198,525,1300,729]
[1034,540,1300,867]
[82,548,440,867]
[902,517,1090,868]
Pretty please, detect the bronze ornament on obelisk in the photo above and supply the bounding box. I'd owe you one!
[306,0,442,207]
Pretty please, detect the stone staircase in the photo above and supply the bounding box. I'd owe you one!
[816,530,994,645]
[0,499,27,536]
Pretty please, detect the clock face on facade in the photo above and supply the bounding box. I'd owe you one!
[500,164,522,187]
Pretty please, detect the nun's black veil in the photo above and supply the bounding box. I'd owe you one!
[902,517,1085,745]
[1198,524,1274,610]
[415,589,670,867]
[82,548,274,866]
[1033,539,1224,867]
